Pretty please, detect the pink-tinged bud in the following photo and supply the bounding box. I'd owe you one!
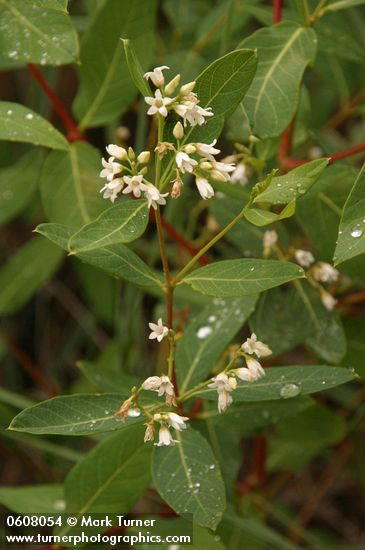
[171,178,183,199]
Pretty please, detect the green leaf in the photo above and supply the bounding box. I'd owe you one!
[0,101,68,150]
[343,316,365,378]
[325,0,365,12]
[188,48,257,143]
[295,281,347,364]
[0,238,63,316]
[65,425,151,514]
[0,485,64,514]
[253,159,329,205]
[73,242,164,292]
[35,223,76,250]
[0,149,43,225]
[69,199,149,254]
[199,365,356,402]
[78,361,140,393]
[152,427,226,529]
[334,163,365,265]
[40,141,107,227]
[296,164,355,261]
[0,0,78,67]
[122,38,152,98]
[182,259,304,297]
[201,397,313,432]
[244,200,296,226]
[73,0,157,129]
[8,394,138,435]
[239,22,317,138]
[268,404,346,471]
[177,296,258,393]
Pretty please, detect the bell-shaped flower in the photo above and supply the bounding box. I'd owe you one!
[196,177,214,200]
[144,66,170,87]
[242,333,272,358]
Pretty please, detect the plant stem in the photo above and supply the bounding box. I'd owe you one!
[273,0,282,23]
[173,206,247,284]
[155,208,174,327]
[295,0,311,24]
[167,331,177,379]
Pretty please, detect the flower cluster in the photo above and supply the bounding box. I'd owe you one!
[100,144,168,208]
[208,334,272,413]
[144,412,189,447]
[99,66,238,206]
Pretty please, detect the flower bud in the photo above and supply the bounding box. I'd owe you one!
[180,81,196,95]
[184,144,196,154]
[137,151,150,164]
[199,161,212,171]
[171,178,183,199]
[106,144,127,160]
[173,121,184,140]
[210,169,228,182]
[164,74,181,96]
[128,147,136,160]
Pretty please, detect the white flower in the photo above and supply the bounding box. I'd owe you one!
[144,65,169,87]
[167,412,189,431]
[100,177,124,203]
[155,425,177,447]
[196,177,214,200]
[242,333,272,358]
[175,151,198,173]
[312,262,339,283]
[145,89,173,117]
[174,101,213,127]
[263,230,278,251]
[106,144,127,160]
[217,391,233,413]
[143,184,168,210]
[246,356,265,379]
[208,372,232,393]
[235,367,254,382]
[195,139,220,159]
[295,249,315,268]
[122,175,146,198]
[212,161,236,181]
[100,157,122,181]
[158,375,175,398]
[231,163,248,185]
[142,376,163,391]
[148,318,169,342]
[320,290,337,310]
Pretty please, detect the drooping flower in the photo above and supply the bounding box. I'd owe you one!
[145,89,173,117]
[208,372,235,413]
[171,177,183,199]
[144,65,170,87]
[295,249,315,268]
[167,412,189,431]
[155,425,177,447]
[158,375,175,399]
[242,333,272,358]
[236,357,266,382]
[144,421,155,443]
[196,177,214,200]
[144,184,169,210]
[114,396,133,420]
[148,318,169,342]
[231,163,248,185]
[142,376,164,391]
[312,262,339,283]
[100,178,124,203]
[175,151,198,173]
[99,157,122,181]
[106,144,127,160]
[212,160,236,181]
[195,139,220,160]
[122,175,146,198]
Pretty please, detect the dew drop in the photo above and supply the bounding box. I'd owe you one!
[351,229,363,238]
[279,383,301,399]
[25,113,34,120]
[208,315,217,323]
[128,408,141,417]
[7,109,12,115]
[53,499,66,511]
[196,326,213,339]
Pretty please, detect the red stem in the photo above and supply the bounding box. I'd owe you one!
[28,63,84,143]
[279,141,365,171]
[273,0,282,23]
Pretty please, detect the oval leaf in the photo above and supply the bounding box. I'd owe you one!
[152,427,226,529]
[182,259,304,297]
